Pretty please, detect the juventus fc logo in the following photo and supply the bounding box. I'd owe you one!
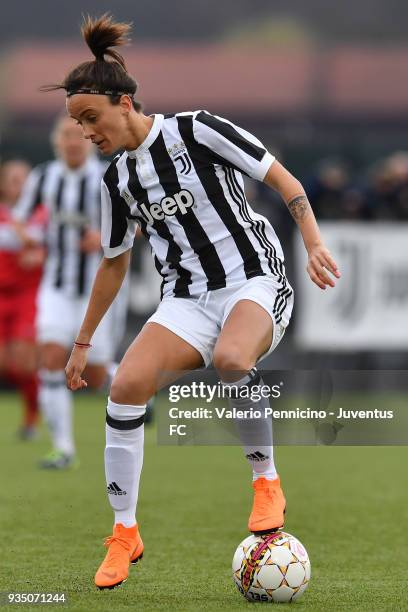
[174,152,192,175]
[168,141,192,175]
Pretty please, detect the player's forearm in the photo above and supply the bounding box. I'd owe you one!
[75,250,131,343]
[285,193,323,253]
[264,161,322,253]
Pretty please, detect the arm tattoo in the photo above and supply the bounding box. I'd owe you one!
[287,195,311,222]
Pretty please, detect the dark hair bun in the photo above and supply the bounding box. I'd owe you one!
[40,12,140,106]
[82,13,132,70]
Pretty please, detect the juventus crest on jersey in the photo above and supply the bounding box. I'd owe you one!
[102,110,292,322]
[14,156,105,297]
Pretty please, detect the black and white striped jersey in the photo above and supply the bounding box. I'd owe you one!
[14,156,104,297]
[101,110,293,316]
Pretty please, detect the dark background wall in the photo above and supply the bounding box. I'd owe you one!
[1,0,408,45]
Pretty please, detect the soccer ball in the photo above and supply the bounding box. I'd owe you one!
[232,531,311,603]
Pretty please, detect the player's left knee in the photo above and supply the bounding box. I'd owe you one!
[110,373,153,406]
[213,344,254,378]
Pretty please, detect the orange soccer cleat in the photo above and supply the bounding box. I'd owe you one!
[248,476,286,534]
[94,523,144,590]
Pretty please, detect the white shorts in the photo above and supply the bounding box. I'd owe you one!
[36,285,115,365]
[147,276,294,367]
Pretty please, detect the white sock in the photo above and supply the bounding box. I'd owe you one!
[105,398,145,528]
[39,369,57,434]
[222,369,277,481]
[39,369,74,456]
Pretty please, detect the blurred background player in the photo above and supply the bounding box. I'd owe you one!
[14,115,130,468]
[0,159,47,440]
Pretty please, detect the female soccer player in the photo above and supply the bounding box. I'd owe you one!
[60,15,340,589]
[0,160,46,439]
[14,114,128,468]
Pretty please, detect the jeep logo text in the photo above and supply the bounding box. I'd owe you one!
[138,189,194,225]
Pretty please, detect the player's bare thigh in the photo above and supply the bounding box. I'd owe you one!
[213,300,273,382]
[110,322,204,405]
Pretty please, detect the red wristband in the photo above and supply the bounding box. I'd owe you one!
[74,341,92,348]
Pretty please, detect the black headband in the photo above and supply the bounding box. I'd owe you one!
[66,87,134,98]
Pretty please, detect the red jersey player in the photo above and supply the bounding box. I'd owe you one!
[0,160,48,439]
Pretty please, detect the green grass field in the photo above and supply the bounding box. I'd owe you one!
[1,391,407,612]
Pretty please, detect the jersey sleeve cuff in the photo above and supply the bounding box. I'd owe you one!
[102,242,132,259]
[252,152,276,181]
